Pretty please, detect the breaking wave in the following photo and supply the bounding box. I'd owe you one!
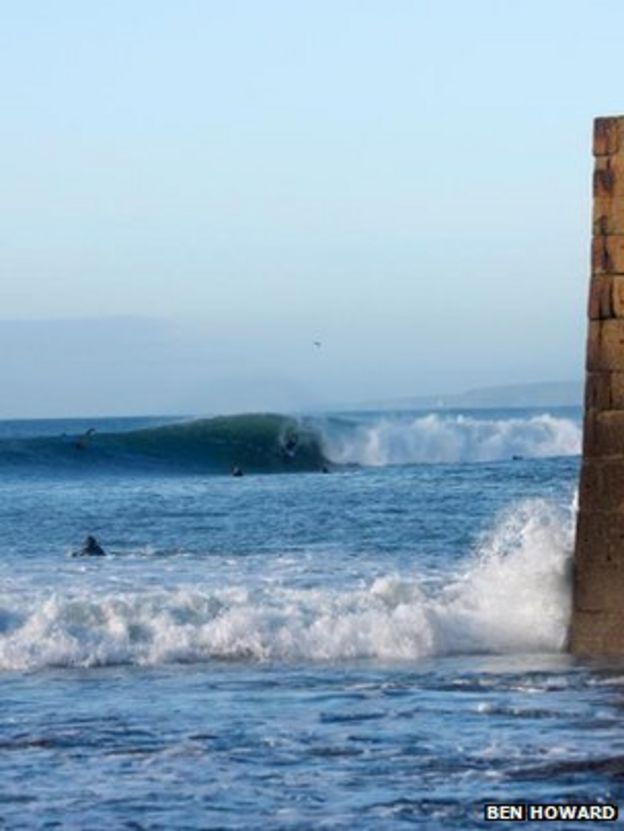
[320,412,581,466]
[0,499,573,671]
[0,410,581,474]
[0,414,325,474]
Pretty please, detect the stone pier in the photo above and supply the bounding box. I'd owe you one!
[570,116,624,654]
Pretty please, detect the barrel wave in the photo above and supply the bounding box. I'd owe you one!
[0,408,581,474]
[0,414,326,474]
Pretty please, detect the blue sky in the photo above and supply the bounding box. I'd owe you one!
[0,1,620,416]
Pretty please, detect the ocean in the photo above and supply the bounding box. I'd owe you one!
[1,406,622,829]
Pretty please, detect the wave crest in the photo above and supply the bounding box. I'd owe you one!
[321,413,581,466]
[0,499,573,671]
[0,411,581,473]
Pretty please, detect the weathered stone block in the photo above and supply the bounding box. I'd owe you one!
[589,275,612,318]
[613,277,624,315]
[574,561,624,612]
[579,458,624,513]
[587,319,624,370]
[583,409,624,456]
[594,155,624,198]
[575,510,624,569]
[594,117,624,156]
[570,609,624,654]
[593,197,624,235]
[589,275,624,319]
[591,235,624,274]
[585,371,624,410]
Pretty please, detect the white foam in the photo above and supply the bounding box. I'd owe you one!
[430,498,573,654]
[320,413,581,466]
[0,499,574,671]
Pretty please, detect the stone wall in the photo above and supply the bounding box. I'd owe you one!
[570,116,624,654]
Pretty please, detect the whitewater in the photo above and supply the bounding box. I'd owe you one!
[0,406,582,472]
[2,406,623,829]
[0,498,573,671]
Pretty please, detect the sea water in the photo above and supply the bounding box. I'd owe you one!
[1,407,622,829]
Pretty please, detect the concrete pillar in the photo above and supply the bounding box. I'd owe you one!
[570,116,624,654]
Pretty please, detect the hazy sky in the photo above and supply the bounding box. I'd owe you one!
[0,0,620,416]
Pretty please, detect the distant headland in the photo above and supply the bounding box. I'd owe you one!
[350,381,582,411]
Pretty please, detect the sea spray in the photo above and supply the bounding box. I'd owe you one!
[320,413,582,466]
[430,498,574,655]
[0,410,580,474]
[0,499,573,672]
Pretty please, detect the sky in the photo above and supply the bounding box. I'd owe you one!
[0,0,621,417]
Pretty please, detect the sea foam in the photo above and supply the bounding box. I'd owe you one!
[0,410,580,474]
[0,499,573,672]
[320,413,581,466]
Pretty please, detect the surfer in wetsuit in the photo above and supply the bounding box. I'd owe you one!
[72,535,106,557]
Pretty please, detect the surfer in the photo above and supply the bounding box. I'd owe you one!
[231,466,244,477]
[72,535,106,557]
[74,427,96,451]
[283,433,298,458]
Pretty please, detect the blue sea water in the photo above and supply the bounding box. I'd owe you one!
[1,406,623,829]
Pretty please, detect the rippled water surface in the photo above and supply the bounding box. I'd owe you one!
[2,409,622,828]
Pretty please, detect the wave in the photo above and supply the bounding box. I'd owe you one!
[319,412,581,466]
[0,414,326,474]
[0,410,581,474]
[0,499,573,671]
